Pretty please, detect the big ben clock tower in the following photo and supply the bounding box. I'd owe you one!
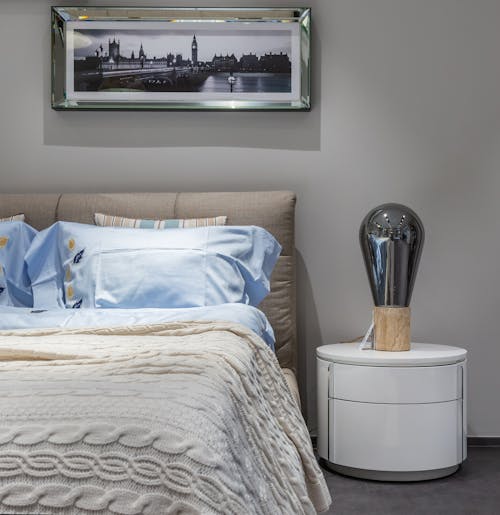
[192,35,198,66]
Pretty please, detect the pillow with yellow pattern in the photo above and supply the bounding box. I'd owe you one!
[0,220,37,306]
[25,221,281,310]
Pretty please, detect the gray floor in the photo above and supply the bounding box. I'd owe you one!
[321,447,500,515]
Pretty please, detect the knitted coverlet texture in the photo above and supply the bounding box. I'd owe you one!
[0,321,331,514]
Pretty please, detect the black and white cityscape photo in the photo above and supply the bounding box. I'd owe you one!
[72,28,293,95]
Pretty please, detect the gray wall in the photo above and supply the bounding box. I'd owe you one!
[1,0,500,436]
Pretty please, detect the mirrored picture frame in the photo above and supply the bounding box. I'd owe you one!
[51,7,311,111]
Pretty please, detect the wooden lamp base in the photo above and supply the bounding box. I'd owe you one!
[373,306,411,351]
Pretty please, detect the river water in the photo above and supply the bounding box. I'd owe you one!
[199,72,291,93]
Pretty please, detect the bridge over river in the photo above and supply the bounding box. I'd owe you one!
[75,64,209,92]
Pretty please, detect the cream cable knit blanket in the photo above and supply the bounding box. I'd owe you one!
[0,321,331,514]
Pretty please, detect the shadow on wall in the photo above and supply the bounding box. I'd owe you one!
[43,21,322,151]
[296,250,323,432]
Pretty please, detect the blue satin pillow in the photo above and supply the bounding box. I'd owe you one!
[0,221,37,307]
[25,222,281,310]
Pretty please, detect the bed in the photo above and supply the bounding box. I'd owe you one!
[0,192,331,514]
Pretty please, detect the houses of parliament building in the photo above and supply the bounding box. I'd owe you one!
[91,34,290,73]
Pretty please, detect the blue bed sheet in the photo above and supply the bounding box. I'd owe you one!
[0,303,275,350]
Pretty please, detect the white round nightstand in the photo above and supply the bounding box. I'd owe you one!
[317,342,467,481]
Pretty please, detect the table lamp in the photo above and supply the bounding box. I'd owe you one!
[359,203,424,351]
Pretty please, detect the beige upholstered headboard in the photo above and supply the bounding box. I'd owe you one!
[0,192,296,371]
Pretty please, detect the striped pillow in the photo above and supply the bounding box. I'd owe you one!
[0,214,25,222]
[94,213,227,229]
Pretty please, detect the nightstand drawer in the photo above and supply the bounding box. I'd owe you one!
[330,362,463,404]
[329,399,463,471]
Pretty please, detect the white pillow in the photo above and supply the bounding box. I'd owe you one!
[0,213,25,222]
[94,213,227,228]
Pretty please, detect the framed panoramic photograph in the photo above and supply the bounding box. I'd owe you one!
[51,7,311,111]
